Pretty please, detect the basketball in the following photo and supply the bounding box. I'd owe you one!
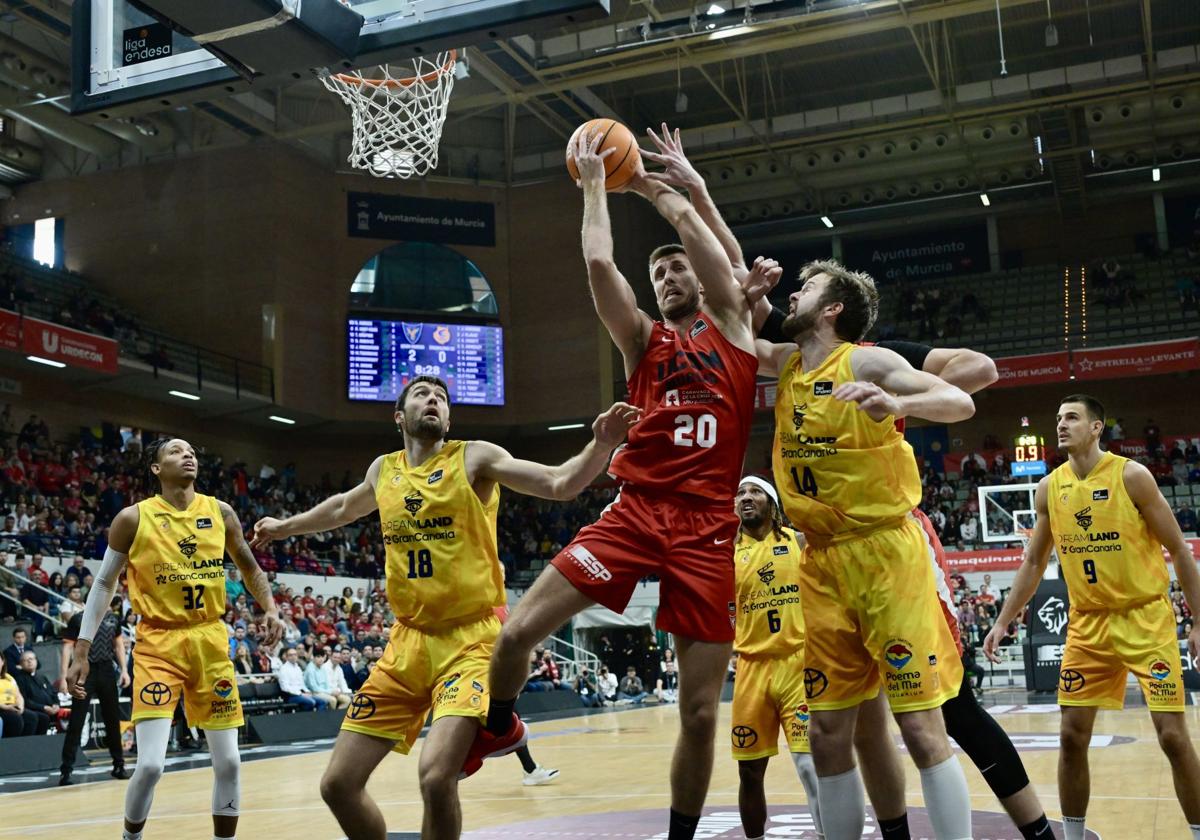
[565,118,641,191]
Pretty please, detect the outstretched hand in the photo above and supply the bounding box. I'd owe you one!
[640,123,704,192]
[740,256,783,305]
[571,127,615,189]
[250,517,286,549]
[592,402,643,448]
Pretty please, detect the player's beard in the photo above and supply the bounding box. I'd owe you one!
[738,511,767,529]
[405,409,446,441]
[659,287,700,321]
[781,306,818,341]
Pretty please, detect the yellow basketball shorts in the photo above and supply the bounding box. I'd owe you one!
[730,650,810,760]
[343,613,500,753]
[132,620,242,729]
[1058,597,1184,711]
[800,518,962,713]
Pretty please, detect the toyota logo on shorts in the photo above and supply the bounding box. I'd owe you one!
[731,725,758,749]
[1059,669,1086,693]
[140,682,172,706]
[348,694,377,720]
[804,668,828,700]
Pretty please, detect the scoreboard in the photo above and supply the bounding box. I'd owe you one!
[348,319,505,406]
[1011,430,1047,477]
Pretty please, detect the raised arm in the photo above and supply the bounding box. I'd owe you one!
[574,129,653,365]
[467,402,641,501]
[251,456,382,547]
[220,502,283,646]
[920,347,999,394]
[847,345,975,423]
[984,478,1053,662]
[755,339,798,379]
[1124,461,1200,660]
[642,123,747,281]
[631,177,750,340]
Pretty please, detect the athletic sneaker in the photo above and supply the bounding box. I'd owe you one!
[522,765,560,786]
[459,713,528,780]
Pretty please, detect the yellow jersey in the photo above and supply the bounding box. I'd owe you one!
[377,440,505,631]
[772,343,921,541]
[0,673,17,705]
[733,526,805,657]
[128,493,227,625]
[1047,452,1169,611]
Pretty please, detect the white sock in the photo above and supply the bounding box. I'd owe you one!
[792,751,823,837]
[215,835,235,840]
[1191,825,1200,840]
[816,766,865,840]
[122,833,143,840]
[1062,816,1086,840]
[917,756,972,840]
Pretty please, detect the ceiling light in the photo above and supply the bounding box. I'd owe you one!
[820,215,834,229]
[168,390,200,401]
[675,90,688,113]
[706,3,725,13]
[548,423,586,431]
[980,193,991,206]
[268,415,296,425]
[1152,167,1161,182]
[27,355,65,368]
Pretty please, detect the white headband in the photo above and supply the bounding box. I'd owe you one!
[738,475,779,509]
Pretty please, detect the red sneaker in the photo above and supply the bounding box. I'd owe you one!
[459,714,528,780]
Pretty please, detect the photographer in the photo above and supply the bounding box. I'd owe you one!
[574,666,601,708]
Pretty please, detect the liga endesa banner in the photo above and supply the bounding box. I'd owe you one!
[0,310,119,374]
[991,351,1071,388]
[945,537,1200,573]
[1073,337,1200,381]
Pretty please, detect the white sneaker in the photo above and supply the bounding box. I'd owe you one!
[522,765,560,786]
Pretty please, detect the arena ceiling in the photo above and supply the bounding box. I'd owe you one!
[0,0,1198,228]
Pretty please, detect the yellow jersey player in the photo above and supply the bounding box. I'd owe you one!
[65,438,284,840]
[756,260,976,840]
[985,395,1200,840]
[730,476,822,840]
[252,375,639,840]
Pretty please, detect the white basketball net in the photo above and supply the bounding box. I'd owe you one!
[320,51,456,179]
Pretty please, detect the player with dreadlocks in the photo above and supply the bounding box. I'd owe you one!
[66,437,283,840]
[729,475,822,840]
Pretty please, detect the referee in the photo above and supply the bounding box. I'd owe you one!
[59,595,129,786]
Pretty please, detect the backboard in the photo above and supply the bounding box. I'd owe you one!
[71,0,610,115]
[978,482,1039,545]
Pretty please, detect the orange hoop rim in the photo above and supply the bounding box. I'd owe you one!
[332,50,457,88]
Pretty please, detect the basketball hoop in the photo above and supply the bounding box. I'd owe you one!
[320,51,457,179]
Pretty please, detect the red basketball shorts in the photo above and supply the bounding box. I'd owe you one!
[551,486,737,643]
[912,507,962,656]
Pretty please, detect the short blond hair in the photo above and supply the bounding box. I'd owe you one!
[799,259,879,342]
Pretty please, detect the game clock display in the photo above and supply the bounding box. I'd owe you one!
[348,319,505,406]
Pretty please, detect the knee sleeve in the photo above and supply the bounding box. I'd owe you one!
[205,728,241,817]
[941,687,1029,799]
[125,718,171,824]
[791,752,823,837]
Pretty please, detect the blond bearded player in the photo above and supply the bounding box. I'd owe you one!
[252,375,639,840]
[730,476,822,840]
[65,438,284,840]
[985,394,1200,840]
[756,261,976,840]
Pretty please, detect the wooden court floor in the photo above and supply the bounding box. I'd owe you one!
[2,700,1197,839]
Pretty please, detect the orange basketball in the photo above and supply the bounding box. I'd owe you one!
[565,119,641,191]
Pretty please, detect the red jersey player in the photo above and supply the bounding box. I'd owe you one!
[470,126,764,840]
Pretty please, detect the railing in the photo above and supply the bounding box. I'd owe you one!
[0,252,274,400]
[543,633,601,684]
[0,566,68,631]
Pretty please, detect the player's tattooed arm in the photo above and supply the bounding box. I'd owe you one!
[1124,461,1200,660]
[575,128,654,370]
[846,345,975,423]
[984,478,1053,663]
[221,501,284,646]
[252,456,383,547]
[469,402,642,501]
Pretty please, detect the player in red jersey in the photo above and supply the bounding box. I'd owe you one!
[471,125,763,840]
